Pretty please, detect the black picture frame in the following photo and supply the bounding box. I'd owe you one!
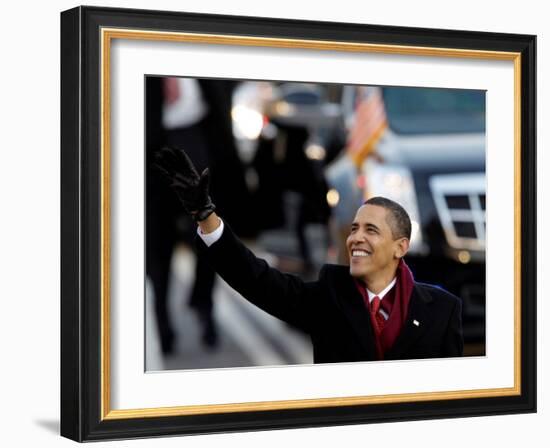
[60,5,536,442]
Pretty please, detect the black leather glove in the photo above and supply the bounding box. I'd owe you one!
[154,147,216,222]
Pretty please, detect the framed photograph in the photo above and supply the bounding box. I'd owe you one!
[60,5,536,442]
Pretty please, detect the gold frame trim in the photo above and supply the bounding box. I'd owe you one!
[100,28,522,421]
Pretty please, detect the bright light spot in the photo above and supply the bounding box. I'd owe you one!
[384,173,404,189]
[458,250,471,264]
[231,105,264,139]
[410,220,420,243]
[305,144,326,160]
[327,189,340,207]
[275,102,295,116]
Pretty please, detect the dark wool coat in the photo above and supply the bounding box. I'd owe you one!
[196,223,464,363]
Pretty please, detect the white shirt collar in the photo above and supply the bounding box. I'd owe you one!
[367,277,397,303]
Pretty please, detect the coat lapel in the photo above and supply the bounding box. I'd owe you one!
[337,272,378,359]
[385,284,434,360]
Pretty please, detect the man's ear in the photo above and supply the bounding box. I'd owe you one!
[394,238,410,259]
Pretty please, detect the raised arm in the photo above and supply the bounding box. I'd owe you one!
[155,147,316,330]
[196,217,318,330]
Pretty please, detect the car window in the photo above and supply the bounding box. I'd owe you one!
[382,87,486,135]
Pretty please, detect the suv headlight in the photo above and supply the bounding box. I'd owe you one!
[362,159,425,254]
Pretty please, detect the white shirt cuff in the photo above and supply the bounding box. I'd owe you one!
[196,218,224,247]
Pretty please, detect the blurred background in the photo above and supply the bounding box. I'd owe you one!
[145,77,486,371]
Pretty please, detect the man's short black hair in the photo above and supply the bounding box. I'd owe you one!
[363,196,412,240]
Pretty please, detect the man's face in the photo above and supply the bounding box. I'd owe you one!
[346,204,408,283]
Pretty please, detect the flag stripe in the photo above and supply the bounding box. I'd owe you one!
[346,87,387,166]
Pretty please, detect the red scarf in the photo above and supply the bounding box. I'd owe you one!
[354,259,415,359]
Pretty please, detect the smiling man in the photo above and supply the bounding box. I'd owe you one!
[156,147,463,362]
[348,198,410,292]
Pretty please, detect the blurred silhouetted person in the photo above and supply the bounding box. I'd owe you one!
[146,77,252,353]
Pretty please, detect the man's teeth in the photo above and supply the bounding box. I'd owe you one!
[352,250,370,257]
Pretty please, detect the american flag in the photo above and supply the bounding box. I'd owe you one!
[345,86,388,167]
